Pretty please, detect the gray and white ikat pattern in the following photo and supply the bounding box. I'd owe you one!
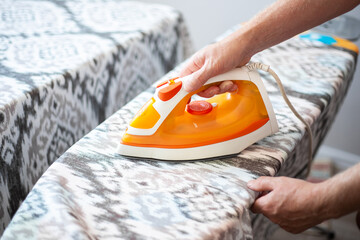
[2,30,357,239]
[0,0,192,234]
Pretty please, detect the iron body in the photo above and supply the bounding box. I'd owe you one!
[118,66,278,160]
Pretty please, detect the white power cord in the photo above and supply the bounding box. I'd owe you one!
[247,62,313,177]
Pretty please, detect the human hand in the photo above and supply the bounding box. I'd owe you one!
[179,38,252,98]
[247,176,329,234]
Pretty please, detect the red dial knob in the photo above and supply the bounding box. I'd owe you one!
[187,100,213,115]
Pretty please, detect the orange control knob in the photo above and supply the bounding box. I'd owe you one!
[158,81,182,101]
[187,100,213,115]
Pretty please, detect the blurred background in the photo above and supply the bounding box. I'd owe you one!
[139,0,360,168]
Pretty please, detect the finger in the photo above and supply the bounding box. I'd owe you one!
[198,80,238,97]
[247,176,275,192]
[179,60,199,77]
[229,84,238,92]
[183,66,212,92]
[178,53,204,78]
[251,194,270,214]
[218,80,234,94]
[251,202,262,214]
[197,86,220,98]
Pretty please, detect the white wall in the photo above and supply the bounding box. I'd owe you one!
[139,0,360,157]
[140,0,275,50]
[323,8,360,157]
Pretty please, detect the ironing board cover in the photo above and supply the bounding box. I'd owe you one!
[2,27,358,240]
[0,0,192,234]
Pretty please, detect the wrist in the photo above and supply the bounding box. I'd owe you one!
[314,180,340,220]
[221,26,257,62]
[230,21,270,56]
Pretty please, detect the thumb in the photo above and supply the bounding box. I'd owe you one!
[247,176,275,192]
[182,65,214,93]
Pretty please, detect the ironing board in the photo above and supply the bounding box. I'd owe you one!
[0,0,192,234]
[2,25,358,240]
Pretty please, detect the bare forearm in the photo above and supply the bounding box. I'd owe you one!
[317,163,360,219]
[180,0,359,94]
[224,0,360,58]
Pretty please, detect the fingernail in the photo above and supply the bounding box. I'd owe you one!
[184,86,192,93]
[181,75,194,92]
[247,180,254,188]
[219,81,233,92]
[183,82,194,93]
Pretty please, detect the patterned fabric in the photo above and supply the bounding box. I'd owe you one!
[0,0,192,234]
[2,27,357,239]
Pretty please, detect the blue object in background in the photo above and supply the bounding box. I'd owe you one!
[300,33,337,45]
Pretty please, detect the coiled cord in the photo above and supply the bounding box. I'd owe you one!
[247,62,313,177]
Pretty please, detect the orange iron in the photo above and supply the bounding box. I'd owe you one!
[118,65,279,160]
